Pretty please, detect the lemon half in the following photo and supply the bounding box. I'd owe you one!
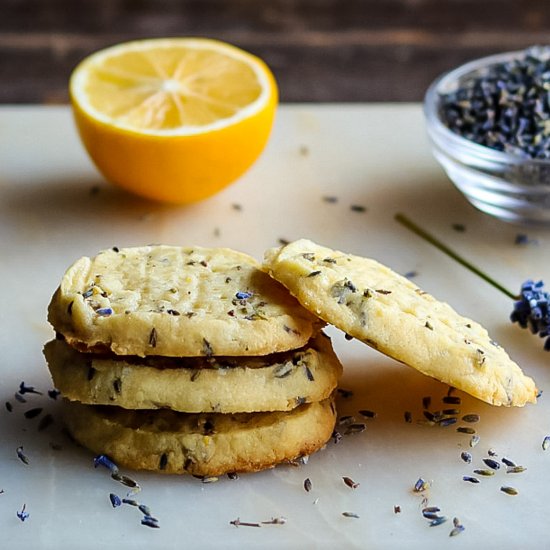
[70,38,278,203]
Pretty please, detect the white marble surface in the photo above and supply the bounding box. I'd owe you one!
[0,104,549,549]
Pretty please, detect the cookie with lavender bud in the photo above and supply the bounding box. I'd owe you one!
[264,239,537,407]
[62,397,337,476]
[48,245,323,357]
[44,333,342,413]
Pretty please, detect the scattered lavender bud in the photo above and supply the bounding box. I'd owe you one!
[515,234,530,245]
[93,454,119,474]
[138,504,152,516]
[344,423,366,435]
[24,408,43,419]
[507,466,527,474]
[450,520,465,537]
[414,478,429,492]
[141,515,160,528]
[442,395,461,405]
[343,476,359,489]
[462,476,480,484]
[200,476,219,484]
[483,458,501,470]
[16,504,29,522]
[515,234,538,246]
[109,493,122,508]
[470,435,481,448]
[423,410,435,422]
[112,472,140,489]
[16,446,29,465]
[460,451,472,464]
[457,426,476,434]
[438,417,458,427]
[473,469,495,477]
[19,382,42,395]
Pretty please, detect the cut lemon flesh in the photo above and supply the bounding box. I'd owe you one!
[70,38,278,203]
[73,39,271,134]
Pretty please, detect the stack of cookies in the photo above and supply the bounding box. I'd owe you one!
[45,238,538,476]
[44,245,342,476]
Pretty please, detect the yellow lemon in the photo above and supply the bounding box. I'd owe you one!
[70,38,278,203]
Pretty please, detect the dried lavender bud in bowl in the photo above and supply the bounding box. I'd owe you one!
[439,46,550,160]
[424,46,550,225]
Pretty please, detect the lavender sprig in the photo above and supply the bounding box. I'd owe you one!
[510,280,550,350]
[395,213,516,298]
[395,213,549,351]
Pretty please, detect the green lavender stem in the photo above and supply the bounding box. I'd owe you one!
[394,213,517,300]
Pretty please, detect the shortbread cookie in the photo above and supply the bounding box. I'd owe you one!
[264,239,538,407]
[63,397,336,476]
[44,333,342,413]
[48,245,321,357]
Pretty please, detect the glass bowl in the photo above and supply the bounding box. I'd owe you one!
[424,50,550,226]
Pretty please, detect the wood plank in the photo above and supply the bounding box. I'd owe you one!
[2,0,550,103]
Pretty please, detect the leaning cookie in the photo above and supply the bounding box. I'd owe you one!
[44,333,342,413]
[63,398,336,476]
[48,245,322,357]
[264,239,538,407]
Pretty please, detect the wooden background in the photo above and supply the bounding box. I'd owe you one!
[3,0,550,103]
